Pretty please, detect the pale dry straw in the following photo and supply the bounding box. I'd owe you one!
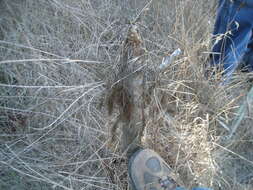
[0,0,252,190]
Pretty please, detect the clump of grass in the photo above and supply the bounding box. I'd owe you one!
[0,0,253,190]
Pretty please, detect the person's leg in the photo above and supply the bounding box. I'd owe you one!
[128,148,213,190]
[211,0,253,80]
[241,32,253,72]
[241,0,253,7]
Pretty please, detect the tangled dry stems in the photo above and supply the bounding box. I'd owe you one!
[0,0,253,190]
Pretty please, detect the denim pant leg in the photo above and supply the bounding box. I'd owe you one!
[241,33,253,71]
[211,0,253,78]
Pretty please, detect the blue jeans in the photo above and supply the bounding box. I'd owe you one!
[211,0,253,79]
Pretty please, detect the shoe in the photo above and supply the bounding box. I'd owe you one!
[128,149,179,190]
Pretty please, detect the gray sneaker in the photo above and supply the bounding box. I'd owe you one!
[128,149,179,190]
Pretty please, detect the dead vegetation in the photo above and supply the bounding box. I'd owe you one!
[0,0,253,190]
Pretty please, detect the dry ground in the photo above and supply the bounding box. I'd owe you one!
[0,0,253,190]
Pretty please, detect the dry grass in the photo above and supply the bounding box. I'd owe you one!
[0,0,253,190]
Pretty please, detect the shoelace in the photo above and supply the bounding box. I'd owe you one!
[159,176,177,190]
